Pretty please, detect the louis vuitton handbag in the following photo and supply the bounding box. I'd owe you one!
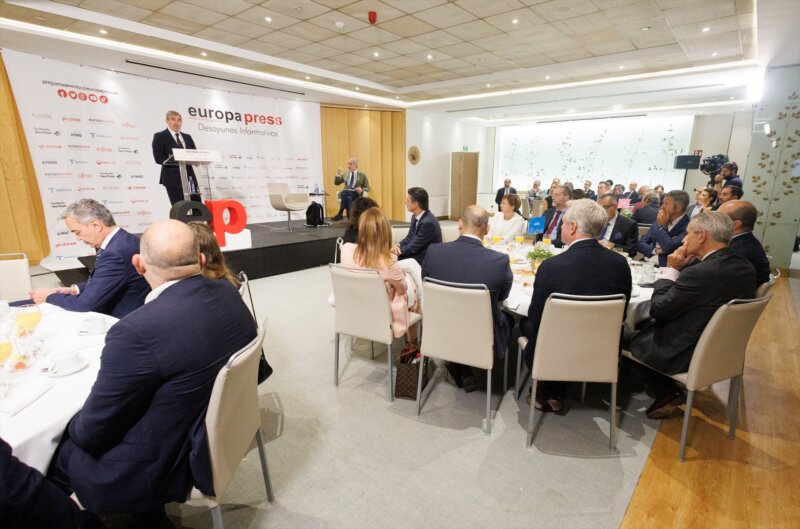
[394,344,428,400]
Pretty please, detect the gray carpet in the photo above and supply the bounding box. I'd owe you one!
[165,266,659,529]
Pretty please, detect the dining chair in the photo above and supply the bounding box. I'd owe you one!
[637,224,652,238]
[267,183,309,232]
[391,225,409,246]
[755,268,780,298]
[622,295,770,461]
[519,293,627,450]
[187,322,274,529]
[237,271,257,321]
[416,278,507,435]
[333,237,344,264]
[529,199,546,218]
[329,264,421,401]
[518,194,531,219]
[0,253,32,301]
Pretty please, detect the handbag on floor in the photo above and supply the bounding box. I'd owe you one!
[394,344,427,400]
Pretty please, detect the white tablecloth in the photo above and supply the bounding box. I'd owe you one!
[0,304,116,472]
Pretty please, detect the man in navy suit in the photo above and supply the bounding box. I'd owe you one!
[623,181,639,203]
[636,190,691,266]
[49,220,257,527]
[625,212,755,418]
[597,193,638,256]
[632,193,660,224]
[522,199,631,412]
[719,200,771,288]
[29,199,150,318]
[152,110,199,205]
[538,185,572,247]
[495,178,517,208]
[392,187,442,264]
[422,205,513,392]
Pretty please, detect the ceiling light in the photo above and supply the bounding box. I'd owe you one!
[305,75,310,80]
[702,27,710,32]
[711,52,718,57]
[486,84,491,88]
[612,104,623,110]
[334,21,345,29]
[265,16,272,22]
[355,86,360,91]
[618,65,625,70]
[763,123,771,135]
[99,29,107,35]
[729,96,735,99]
[512,18,519,24]
[426,54,433,60]
[747,79,763,102]
[373,51,379,57]
[640,26,651,31]
[566,108,576,113]
[364,104,368,107]
[33,16,45,21]
[545,75,550,80]
[200,51,208,57]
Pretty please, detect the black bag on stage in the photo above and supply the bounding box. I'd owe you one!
[306,202,324,227]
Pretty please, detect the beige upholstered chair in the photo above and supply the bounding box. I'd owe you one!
[267,183,308,232]
[520,293,627,450]
[391,225,409,246]
[529,199,547,218]
[755,268,780,298]
[188,323,274,529]
[329,264,421,401]
[417,278,507,435]
[0,253,32,301]
[518,194,531,219]
[333,237,344,264]
[637,224,652,238]
[440,224,461,243]
[623,295,770,461]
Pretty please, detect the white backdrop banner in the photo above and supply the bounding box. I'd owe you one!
[2,49,323,269]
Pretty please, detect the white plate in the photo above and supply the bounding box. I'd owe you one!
[78,327,107,336]
[47,359,88,378]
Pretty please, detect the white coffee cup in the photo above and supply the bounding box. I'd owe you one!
[50,350,84,376]
[81,315,106,334]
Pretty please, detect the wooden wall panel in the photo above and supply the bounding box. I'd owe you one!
[391,112,406,221]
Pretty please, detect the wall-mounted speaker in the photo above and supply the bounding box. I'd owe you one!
[674,155,701,170]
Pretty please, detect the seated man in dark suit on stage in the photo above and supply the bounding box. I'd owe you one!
[597,193,638,257]
[391,187,442,264]
[539,185,572,247]
[422,205,513,392]
[522,199,632,412]
[632,193,660,225]
[625,212,756,419]
[718,200,771,289]
[48,220,257,528]
[28,199,150,318]
[636,190,691,267]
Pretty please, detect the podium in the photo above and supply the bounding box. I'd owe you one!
[165,149,222,201]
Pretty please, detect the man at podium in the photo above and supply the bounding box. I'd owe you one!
[152,110,201,205]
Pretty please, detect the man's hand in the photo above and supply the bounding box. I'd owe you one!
[355,186,363,194]
[29,288,56,304]
[666,243,692,271]
[714,174,723,183]
[390,244,401,256]
[656,207,669,227]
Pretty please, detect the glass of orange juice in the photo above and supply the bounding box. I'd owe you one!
[15,305,41,337]
[491,235,501,246]
[515,235,524,246]
[542,235,551,246]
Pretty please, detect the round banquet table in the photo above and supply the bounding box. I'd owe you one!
[0,303,116,472]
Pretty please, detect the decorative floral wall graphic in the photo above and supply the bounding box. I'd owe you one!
[623,129,646,180]
[558,132,577,176]
[576,130,606,178]
[647,124,685,178]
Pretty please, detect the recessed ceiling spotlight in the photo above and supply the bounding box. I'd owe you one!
[545,75,551,80]
[426,54,433,60]
[702,26,710,32]
[396,96,400,99]
[618,65,625,69]
[373,51,379,57]
[486,83,491,88]
[612,104,623,110]
[99,29,108,35]
[200,51,208,57]
[729,96,735,99]
[355,86,360,91]
[33,15,45,21]
[566,108,576,113]
[265,16,272,22]
[512,18,519,24]
[364,104,368,107]
[711,51,718,57]
[305,75,310,80]
[640,26,651,31]
[334,21,345,29]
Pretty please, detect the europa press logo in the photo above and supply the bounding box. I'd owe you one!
[56,89,108,104]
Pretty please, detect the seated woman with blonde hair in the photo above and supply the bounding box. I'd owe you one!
[488,193,525,243]
[340,207,419,341]
[187,222,239,287]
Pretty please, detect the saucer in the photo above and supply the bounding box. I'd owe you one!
[78,327,106,336]
[47,359,88,378]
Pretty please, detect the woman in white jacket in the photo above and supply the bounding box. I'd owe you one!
[488,193,525,243]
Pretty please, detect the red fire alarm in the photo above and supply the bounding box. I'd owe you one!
[368,11,377,24]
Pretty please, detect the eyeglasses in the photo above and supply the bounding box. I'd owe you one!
[600,204,617,209]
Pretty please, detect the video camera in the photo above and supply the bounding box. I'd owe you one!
[699,154,729,178]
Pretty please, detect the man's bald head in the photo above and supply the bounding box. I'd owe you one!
[460,205,489,237]
[718,200,758,234]
[140,220,200,279]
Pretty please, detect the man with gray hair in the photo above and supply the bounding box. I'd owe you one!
[625,211,756,419]
[718,200,770,288]
[632,193,661,224]
[521,199,632,412]
[332,157,370,221]
[636,190,691,266]
[28,199,150,318]
[152,110,200,205]
[49,219,257,527]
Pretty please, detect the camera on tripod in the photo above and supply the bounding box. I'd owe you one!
[699,154,729,178]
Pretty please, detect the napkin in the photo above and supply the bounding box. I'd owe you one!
[0,377,54,416]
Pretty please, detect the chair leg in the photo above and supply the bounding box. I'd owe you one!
[728,376,741,439]
[370,341,375,360]
[503,348,509,394]
[580,382,587,403]
[609,382,617,451]
[334,332,340,386]
[526,379,539,447]
[515,343,522,399]
[211,505,224,529]
[416,355,425,416]
[485,368,492,435]
[255,430,275,502]
[387,343,394,402]
[286,211,292,232]
[678,390,695,462]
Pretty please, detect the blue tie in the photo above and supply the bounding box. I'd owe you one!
[409,216,418,237]
[348,172,355,189]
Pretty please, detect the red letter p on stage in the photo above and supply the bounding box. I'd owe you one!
[205,199,247,247]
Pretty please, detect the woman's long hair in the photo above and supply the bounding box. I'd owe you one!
[187,222,240,287]
[353,207,392,269]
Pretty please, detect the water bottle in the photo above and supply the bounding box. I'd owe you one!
[314,183,319,194]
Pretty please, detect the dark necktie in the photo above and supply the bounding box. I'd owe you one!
[348,172,355,189]
[175,133,183,148]
[546,210,562,235]
[409,216,418,237]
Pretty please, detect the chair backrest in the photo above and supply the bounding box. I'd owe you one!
[685,296,770,390]
[519,195,531,219]
[420,278,494,369]
[637,224,652,238]
[0,253,31,301]
[530,199,546,217]
[237,271,257,323]
[329,264,394,344]
[204,322,267,498]
[440,224,461,243]
[333,237,344,264]
[267,183,290,210]
[533,293,627,383]
[391,226,408,246]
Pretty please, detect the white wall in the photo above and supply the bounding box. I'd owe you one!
[685,111,754,192]
[405,110,493,219]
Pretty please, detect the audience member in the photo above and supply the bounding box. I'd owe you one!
[342,196,378,244]
[690,187,717,217]
[488,194,525,243]
[495,178,517,208]
[624,182,639,202]
[633,185,651,205]
[632,193,661,224]
[547,178,561,195]
[713,185,743,210]
[597,193,639,256]
[188,222,239,287]
[332,157,370,221]
[422,205,513,393]
[583,180,597,200]
[625,212,755,418]
[28,199,150,318]
[341,208,420,341]
[540,185,571,247]
[636,190,691,266]
[521,199,631,412]
[571,188,586,199]
[527,180,545,200]
[48,220,257,527]
[612,184,625,198]
[654,185,665,204]
[718,200,771,288]
[596,181,610,199]
[392,187,442,264]
[605,179,614,187]
[711,161,743,190]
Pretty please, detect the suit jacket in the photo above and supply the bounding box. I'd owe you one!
[632,203,659,225]
[730,232,771,288]
[538,207,566,247]
[60,275,257,512]
[624,190,640,203]
[495,186,517,206]
[605,214,639,257]
[399,210,442,264]
[523,239,632,363]
[629,248,756,374]
[635,214,690,266]
[422,236,513,358]
[152,128,196,188]
[584,189,597,201]
[46,229,150,318]
[334,171,370,193]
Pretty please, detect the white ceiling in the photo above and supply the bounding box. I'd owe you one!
[0,0,797,123]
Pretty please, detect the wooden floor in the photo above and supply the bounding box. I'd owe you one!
[621,277,800,528]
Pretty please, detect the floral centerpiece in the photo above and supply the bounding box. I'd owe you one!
[527,246,554,271]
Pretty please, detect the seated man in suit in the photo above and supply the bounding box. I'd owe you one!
[495,178,517,208]
[422,205,513,392]
[539,185,572,247]
[48,220,257,528]
[582,180,597,201]
[151,110,200,206]
[625,212,756,419]
[28,199,150,318]
[391,187,442,264]
[522,199,632,412]
[718,200,771,289]
[636,190,691,267]
[623,181,639,203]
[632,193,661,225]
[597,193,638,257]
[331,157,370,221]
[712,185,743,210]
